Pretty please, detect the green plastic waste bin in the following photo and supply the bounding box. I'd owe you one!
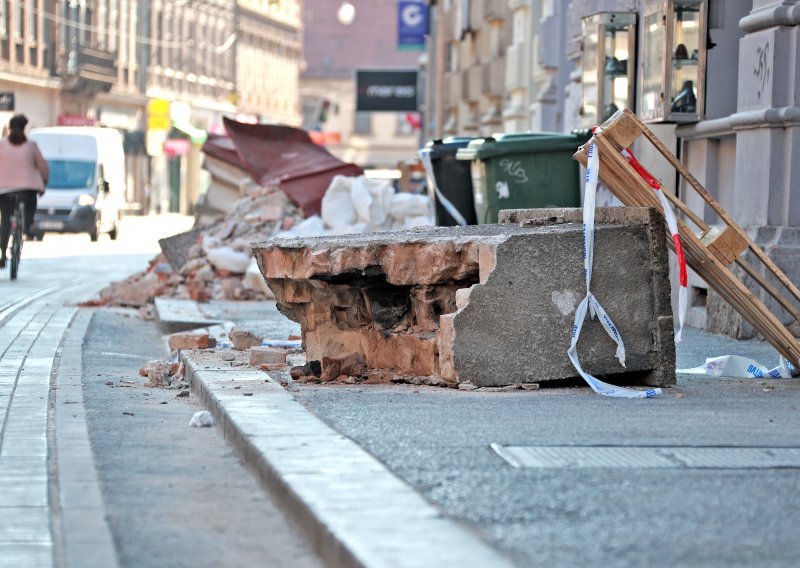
[455,131,591,224]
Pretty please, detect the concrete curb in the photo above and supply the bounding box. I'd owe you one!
[182,353,518,568]
[52,309,119,568]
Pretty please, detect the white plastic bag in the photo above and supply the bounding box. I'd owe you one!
[351,176,394,226]
[276,215,328,238]
[321,175,357,229]
[389,192,432,219]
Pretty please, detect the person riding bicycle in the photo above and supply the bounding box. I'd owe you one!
[0,114,49,268]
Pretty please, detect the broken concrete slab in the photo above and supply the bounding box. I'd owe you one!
[154,298,226,333]
[252,207,676,388]
[158,227,207,271]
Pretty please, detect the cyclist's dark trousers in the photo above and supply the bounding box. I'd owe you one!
[0,190,37,256]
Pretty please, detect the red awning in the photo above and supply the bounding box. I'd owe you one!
[214,117,362,216]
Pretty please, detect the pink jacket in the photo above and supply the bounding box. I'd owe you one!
[0,139,49,195]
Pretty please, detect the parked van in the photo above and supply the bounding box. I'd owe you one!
[28,127,126,241]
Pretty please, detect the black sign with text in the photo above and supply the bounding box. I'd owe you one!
[356,70,419,112]
[0,92,14,111]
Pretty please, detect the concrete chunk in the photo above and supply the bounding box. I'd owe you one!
[249,346,288,367]
[252,208,675,387]
[168,332,216,351]
[229,327,264,350]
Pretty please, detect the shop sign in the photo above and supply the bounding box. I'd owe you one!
[0,92,14,111]
[148,99,171,131]
[397,0,428,52]
[57,115,96,126]
[308,131,342,145]
[163,138,191,157]
[356,70,419,112]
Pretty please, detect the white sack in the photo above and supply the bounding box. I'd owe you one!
[351,176,395,226]
[276,215,328,238]
[321,175,357,229]
[389,192,433,220]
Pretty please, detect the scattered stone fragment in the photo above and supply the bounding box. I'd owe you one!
[176,390,189,398]
[243,392,254,396]
[321,353,367,382]
[168,332,216,351]
[221,352,236,361]
[145,370,170,388]
[139,360,172,378]
[229,327,264,350]
[250,346,288,367]
[675,393,686,399]
[259,363,284,372]
[189,410,214,427]
[458,382,478,391]
[123,411,134,416]
[138,305,156,321]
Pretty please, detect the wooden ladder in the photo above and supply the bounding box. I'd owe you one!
[573,108,800,368]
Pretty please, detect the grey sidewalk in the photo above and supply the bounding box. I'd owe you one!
[172,299,800,567]
[0,288,116,568]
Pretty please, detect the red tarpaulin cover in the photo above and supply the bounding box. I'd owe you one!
[202,117,362,216]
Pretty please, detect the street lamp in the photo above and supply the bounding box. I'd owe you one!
[337,1,356,25]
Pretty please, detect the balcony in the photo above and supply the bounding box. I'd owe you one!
[446,71,462,105]
[465,65,482,102]
[482,57,505,97]
[505,44,528,90]
[483,1,507,21]
[56,44,117,95]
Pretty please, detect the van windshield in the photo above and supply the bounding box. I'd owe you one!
[45,160,95,190]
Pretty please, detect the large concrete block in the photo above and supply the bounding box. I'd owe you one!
[252,207,675,387]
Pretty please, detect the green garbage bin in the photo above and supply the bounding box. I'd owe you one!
[456,131,591,224]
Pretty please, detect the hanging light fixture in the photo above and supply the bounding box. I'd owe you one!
[337,1,356,25]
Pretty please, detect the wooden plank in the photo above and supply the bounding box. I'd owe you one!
[622,110,800,305]
[701,226,749,266]
[574,112,800,367]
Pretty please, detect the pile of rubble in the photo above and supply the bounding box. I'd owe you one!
[91,117,433,311]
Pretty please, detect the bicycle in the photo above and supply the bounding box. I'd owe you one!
[8,193,25,280]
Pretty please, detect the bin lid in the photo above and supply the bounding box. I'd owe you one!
[457,131,592,160]
[424,136,476,160]
[455,137,493,161]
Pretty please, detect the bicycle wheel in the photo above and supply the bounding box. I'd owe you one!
[9,201,22,280]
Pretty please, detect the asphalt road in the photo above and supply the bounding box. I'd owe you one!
[287,327,800,567]
[82,309,321,568]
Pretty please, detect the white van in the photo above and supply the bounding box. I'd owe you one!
[28,127,126,241]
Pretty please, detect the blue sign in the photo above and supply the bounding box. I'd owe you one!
[397,0,428,52]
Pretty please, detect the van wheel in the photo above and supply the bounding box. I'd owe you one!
[89,221,99,242]
[31,231,44,241]
[109,222,119,241]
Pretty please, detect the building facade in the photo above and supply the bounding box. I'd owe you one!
[424,0,800,338]
[0,0,302,216]
[301,0,421,171]
[237,0,302,125]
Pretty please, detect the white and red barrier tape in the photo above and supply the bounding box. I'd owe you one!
[620,148,688,343]
[567,131,661,398]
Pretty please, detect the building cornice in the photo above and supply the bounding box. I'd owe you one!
[0,70,60,90]
[740,2,800,33]
[675,106,800,139]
